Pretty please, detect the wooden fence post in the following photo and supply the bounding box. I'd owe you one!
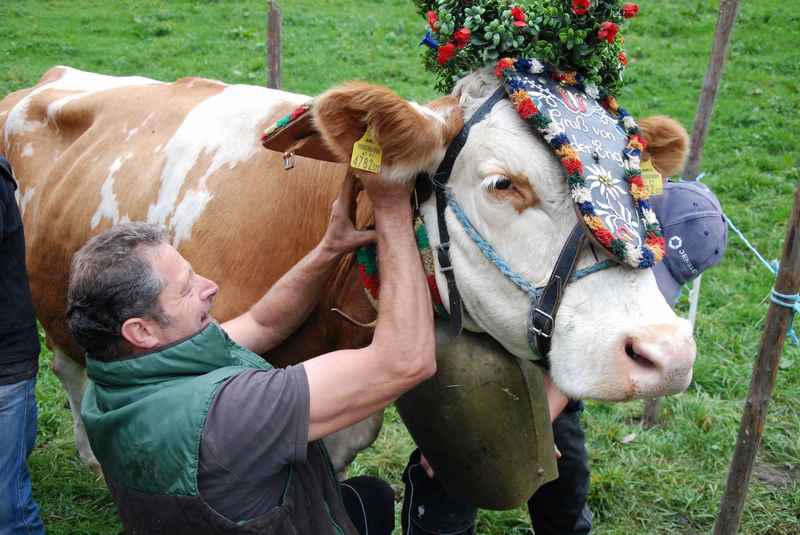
[684,0,741,180]
[267,0,282,89]
[642,0,741,429]
[713,181,800,534]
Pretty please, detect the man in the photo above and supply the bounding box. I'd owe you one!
[0,156,45,535]
[402,179,729,535]
[68,174,434,534]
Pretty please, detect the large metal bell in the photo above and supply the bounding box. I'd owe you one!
[396,321,558,510]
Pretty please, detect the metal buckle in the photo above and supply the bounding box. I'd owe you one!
[530,308,554,338]
[283,152,295,170]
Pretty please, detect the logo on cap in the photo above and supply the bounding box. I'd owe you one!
[668,236,683,250]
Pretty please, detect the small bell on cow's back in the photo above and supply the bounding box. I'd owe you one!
[396,320,558,510]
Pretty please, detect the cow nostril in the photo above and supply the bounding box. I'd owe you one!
[625,341,655,369]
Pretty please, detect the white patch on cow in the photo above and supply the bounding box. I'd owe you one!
[21,143,34,157]
[14,186,35,216]
[147,84,307,246]
[5,66,161,149]
[46,69,160,121]
[410,101,446,125]
[90,153,133,229]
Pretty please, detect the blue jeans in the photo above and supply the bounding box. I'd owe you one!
[0,377,44,535]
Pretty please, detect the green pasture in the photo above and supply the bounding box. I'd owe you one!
[2,0,799,533]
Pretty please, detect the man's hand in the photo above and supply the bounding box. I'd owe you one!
[319,174,377,257]
[358,172,414,210]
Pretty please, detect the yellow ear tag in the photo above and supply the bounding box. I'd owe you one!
[350,129,382,174]
[640,159,664,197]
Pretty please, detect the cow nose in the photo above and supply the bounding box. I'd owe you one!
[623,321,697,397]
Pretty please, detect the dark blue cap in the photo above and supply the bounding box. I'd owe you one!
[651,181,728,306]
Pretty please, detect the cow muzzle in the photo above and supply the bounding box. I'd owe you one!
[623,319,697,398]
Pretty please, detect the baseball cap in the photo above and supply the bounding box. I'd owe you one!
[650,181,728,306]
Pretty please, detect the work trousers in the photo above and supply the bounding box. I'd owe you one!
[401,400,592,535]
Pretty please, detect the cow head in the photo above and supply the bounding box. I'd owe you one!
[313,69,696,401]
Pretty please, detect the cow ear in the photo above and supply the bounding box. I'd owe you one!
[638,116,690,177]
[312,82,463,182]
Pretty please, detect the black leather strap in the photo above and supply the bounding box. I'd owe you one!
[432,87,506,189]
[431,87,507,336]
[529,223,588,363]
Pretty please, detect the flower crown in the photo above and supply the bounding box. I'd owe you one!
[414,0,639,95]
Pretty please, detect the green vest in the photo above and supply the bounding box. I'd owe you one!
[82,323,357,535]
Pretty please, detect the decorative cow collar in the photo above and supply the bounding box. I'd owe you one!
[495,57,665,268]
[355,216,450,319]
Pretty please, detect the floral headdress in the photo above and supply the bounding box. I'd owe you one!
[415,0,639,96]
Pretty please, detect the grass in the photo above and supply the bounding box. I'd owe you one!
[3,0,799,533]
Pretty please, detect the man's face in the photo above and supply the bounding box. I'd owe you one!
[147,243,219,345]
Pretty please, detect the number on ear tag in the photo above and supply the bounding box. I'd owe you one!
[350,129,382,174]
[640,159,664,196]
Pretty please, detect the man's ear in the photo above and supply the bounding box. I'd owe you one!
[638,116,690,177]
[312,82,463,183]
[121,317,161,351]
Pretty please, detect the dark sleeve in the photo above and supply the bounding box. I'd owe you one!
[202,364,310,478]
[0,178,7,237]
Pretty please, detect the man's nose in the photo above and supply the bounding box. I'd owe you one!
[200,276,219,299]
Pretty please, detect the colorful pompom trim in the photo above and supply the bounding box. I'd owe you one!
[495,57,665,269]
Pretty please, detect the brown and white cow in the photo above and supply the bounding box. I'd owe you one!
[0,66,695,470]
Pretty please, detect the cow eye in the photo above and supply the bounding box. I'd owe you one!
[483,175,513,191]
[494,178,512,190]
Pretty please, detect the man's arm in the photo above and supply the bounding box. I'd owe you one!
[222,175,376,355]
[302,178,436,442]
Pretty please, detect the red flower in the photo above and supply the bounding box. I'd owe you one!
[495,57,514,78]
[618,51,628,65]
[572,0,590,15]
[597,21,619,44]
[511,6,527,27]
[426,10,439,30]
[453,27,471,49]
[562,158,583,175]
[437,42,456,65]
[622,3,640,18]
[517,99,539,119]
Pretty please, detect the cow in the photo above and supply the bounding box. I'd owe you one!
[0,65,695,472]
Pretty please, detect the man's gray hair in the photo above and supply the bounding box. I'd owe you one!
[66,222,170,360]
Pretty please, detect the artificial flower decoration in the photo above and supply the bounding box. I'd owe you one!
[511,6,527,27]
[597,21,619,44]
[426,9,438,30]
[622,3,640,18]
[437,42,456,64]
[420,30,440,49]
[415,0,639,96]
[572,0,590,15]
[453,27,471,49]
